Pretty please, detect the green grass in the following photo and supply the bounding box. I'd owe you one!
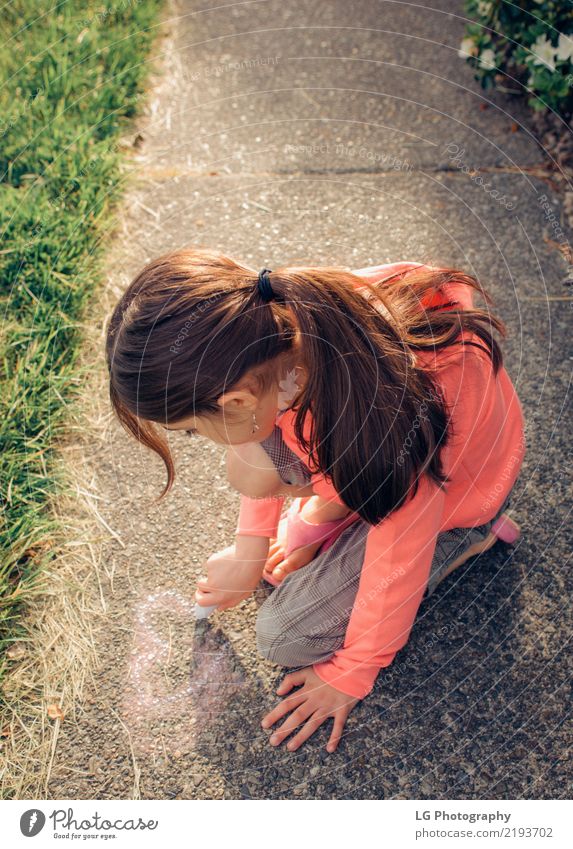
[0,1,162,679]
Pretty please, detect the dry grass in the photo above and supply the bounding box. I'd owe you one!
[0,277,123,798]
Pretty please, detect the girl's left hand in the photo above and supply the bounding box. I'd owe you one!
[261,667,360,752]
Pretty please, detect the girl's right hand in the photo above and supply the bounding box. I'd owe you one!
[194,536,269,611]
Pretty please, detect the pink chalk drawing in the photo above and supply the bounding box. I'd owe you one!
[121,589,245,756]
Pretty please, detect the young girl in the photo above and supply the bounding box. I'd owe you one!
[105,250,525,754]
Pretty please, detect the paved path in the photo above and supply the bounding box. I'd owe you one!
[48,0,572,799]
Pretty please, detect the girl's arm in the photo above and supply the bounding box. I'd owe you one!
[352,261,427,282]
[195,533,270,612]
[299,494,351,524]
[306,330,491,699]
[352,261,476,311]
[194,495,283,612]
[235,492,285,538]
[195,495,282,611]
[311,472,447,699]
[259,472,446,754]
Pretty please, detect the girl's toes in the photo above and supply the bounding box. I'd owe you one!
[261,567,281,587]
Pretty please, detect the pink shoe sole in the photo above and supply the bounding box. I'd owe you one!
[491,514,521,544]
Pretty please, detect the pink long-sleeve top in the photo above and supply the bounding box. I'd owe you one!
[236,262,526,699]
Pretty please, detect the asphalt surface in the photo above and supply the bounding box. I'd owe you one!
[47,0,572,799]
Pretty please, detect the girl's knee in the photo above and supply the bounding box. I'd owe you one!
[256,608,305,667]
[256,606,287,665]
[256,599,333,668]
[226,441,282,498]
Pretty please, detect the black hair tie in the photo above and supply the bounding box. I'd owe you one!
[257,268,274,303]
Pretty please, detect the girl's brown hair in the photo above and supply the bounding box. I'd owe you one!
[105,248,505,525]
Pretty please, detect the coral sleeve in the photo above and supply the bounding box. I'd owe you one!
[313,474,446,699]
[353,261,475,311]
[235,494,285,538]
[352,261,427,281]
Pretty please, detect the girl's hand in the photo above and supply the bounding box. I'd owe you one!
[261,667,360,752]
[195,536,269,611]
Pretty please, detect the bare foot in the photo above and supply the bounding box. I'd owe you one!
[262,514,289,585]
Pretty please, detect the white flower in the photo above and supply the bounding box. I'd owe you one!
[477,1,491,16]
[459,37,477,59]
[556,33,573,64]
[479,49,496,70]
[531,35,557,72]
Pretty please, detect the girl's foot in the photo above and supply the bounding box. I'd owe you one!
[261,496,313,586]
[262,514,290,586]
[432,513,520,591]
[261,501,360,586]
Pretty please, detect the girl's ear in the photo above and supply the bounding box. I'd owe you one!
[216,388,258,413]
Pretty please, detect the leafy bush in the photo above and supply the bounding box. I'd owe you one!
[460,1,573,118]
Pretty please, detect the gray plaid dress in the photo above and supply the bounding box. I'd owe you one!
[255,425,512,670]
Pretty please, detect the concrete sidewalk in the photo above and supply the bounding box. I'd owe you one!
[48,0,572,799]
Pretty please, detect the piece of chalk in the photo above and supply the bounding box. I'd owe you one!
[194,602,217,619]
